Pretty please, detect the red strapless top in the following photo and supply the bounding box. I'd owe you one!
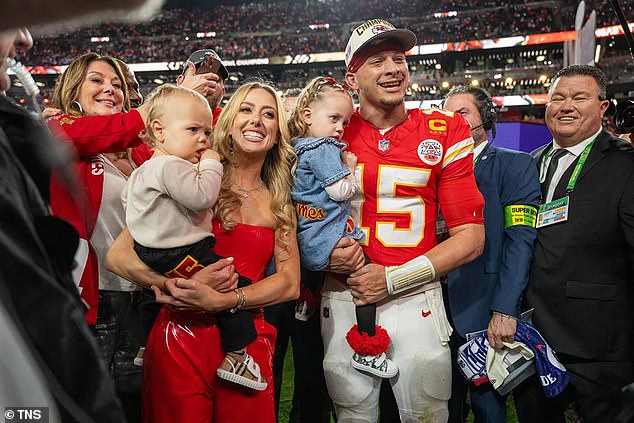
[212,220,275,282]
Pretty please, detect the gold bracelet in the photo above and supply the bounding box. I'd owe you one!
[229,288,246,314]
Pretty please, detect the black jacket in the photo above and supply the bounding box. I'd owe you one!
[0,95,126,423]
[528,130,634,362]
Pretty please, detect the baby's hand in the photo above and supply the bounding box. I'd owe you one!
[201,149,221,161]
[342,151,358,171]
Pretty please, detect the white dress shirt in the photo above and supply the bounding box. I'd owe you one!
[473,141,488,164]
[543,127,602,202]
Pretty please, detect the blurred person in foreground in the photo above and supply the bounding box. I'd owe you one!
[105,81,300,422]
[442,86,540,422]
[514,64,634,423]
[0,28,125,423]
[320,19,485,422]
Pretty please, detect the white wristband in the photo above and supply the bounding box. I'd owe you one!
[385,255,436,295]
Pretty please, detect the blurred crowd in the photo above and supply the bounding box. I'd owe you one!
[24,0,632,65]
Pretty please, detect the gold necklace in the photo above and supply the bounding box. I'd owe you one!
[233,180,264,208]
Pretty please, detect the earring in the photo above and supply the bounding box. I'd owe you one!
[72,100,83,114]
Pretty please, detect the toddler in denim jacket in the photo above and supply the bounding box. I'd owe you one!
[288,77,398,379]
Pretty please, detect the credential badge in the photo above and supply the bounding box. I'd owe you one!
[417,139,443,166]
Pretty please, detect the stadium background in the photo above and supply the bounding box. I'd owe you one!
[6,1,632,421]
[8,0,633,142]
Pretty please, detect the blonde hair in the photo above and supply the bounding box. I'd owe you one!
[288,76,352,139]
[212,81,297,252]
[141,84,211,148]
[51,52,130,117]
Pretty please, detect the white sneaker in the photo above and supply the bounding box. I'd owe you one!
[133,346,145,367]
[351,352,398,378]
[294,300,314,321]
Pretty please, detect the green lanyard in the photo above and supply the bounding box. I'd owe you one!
[473,147,485,167]
[540,138,596,195]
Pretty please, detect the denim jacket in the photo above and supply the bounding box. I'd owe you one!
[291,137,365,270]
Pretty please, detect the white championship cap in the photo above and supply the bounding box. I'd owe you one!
[344,19,417,68]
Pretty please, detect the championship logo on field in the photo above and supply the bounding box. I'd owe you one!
[417,139,443,166]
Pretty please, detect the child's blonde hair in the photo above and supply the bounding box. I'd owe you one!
[288,77,352,139]
[141,84,211,148]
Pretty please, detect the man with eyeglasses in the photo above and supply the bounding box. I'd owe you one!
[514,64,634,423]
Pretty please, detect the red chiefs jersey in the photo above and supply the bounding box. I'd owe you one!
[344,108,484,267]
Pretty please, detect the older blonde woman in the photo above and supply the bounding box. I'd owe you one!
[47,52,150,421]
[105,81,300,423]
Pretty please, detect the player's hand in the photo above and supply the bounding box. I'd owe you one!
[326,237,364,274]
[342,151,357,172]
[190,257,238,293]
[347,264,388,305]
[153,278,227,313]
[487,313,517,350]
[179,60,222,99]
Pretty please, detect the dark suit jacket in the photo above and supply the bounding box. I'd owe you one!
[447,144,540,337]
[528,130,634,362]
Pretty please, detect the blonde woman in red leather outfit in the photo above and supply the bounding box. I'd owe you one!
[105,80,300,423]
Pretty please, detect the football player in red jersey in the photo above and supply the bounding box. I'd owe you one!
[319,19,485,422]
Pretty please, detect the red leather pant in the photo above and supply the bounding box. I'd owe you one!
[142,306,276,423]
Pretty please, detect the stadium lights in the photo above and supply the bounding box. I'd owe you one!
[153,78,164,85]
[595,45,601,63]
[434,11,457,18]
[90,37,110,43]
[494,74,503,79]
[536,55,546,62]
[441,81,450,89]
[412,83,419,90]
[471,79,479,86]
[435,63,442,70]
[196,32,217,38]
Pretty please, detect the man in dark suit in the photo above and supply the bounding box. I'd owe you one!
[514,65,634,422]
[442,86,541,422]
